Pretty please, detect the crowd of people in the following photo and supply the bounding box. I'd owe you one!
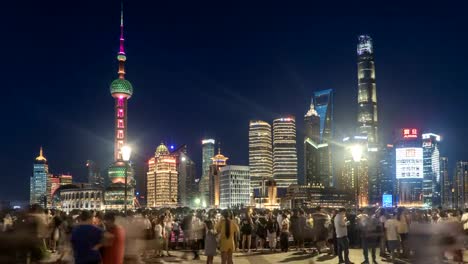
[0,204,467,264]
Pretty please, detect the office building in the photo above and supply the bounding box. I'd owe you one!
[209,148,228,208]
[379,144,395,199]
[219,165,251,209]
[357,35,378,146]
[395,128,423,206]
[249,120,273,195]
[440,157,451,208]
[273,117,298,193]
[454,161,468,209]
[87,160,103,187]
[46,175,60,208]
[304,100,332,187]
[171,145,197,207]
[106,4,135,210]
[59,174,73,186]
[422,133,441,207]
[30,147,50,206]
[147,143,178,208]
[199,139,215,206]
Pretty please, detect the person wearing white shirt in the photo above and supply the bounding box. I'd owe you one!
[334,208,353,264]
[384,213,400,263]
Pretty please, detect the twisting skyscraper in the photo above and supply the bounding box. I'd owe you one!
[106,3,135,210]
[357,35,378,146]
[273,117,298,193]
[249,120,273,194]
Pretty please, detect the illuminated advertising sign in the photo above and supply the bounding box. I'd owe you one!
[382,194,393,208]
[402,128,418,139]
[396,148,423,179]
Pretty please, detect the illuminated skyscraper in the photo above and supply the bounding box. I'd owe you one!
[357,35,378,146]
[147,143,178,207]
[106,3,135,210]
[199,139,215,206]
[342,137,369,207]
[249,120,273,194]
[273,117,298,192]
[454,161,468,209]
[304,97,333,187]
[30,147,49,206]
[379,144,395,197]
[422,133,441,207]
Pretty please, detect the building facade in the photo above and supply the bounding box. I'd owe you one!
[147,143,178,208]
[285,184,353,209]
[54,184,104,213]
[440,157,451,208]
[209,149,228,208]
[220,165,251,209]
[171,145,197,207]
[106,5,135,210]
[422,133,441,207]
[249,120,273,195]
[30,147,50,206]
[273,117,298,193]
[87,160,103,187]
[342,137,369,207]
[379,144,395,199]
[454,161,468,209]
[357,35,378,146]
[199,139,215,206]
[304,100,332,187]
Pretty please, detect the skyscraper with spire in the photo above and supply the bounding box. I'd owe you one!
[30,147,50,206]
[106,2,135,210]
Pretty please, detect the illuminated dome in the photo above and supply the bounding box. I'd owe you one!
[155,143,169,156]
[110,79,133,97]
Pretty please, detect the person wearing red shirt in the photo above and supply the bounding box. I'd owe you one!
[102,212,125,264]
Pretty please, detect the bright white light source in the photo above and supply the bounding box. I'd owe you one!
[122,145,132,161]
[351,145,363,162]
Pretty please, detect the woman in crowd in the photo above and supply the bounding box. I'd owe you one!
[397,207,410,258]
[279,213,290,252]
[216,210,239,264]
[240,213,253,253]
[153,215,165,257]
[204,217,217,264]
[266,212,279,252]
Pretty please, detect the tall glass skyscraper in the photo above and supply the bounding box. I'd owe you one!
[357,35,378,146]
[454,161,468,209]
[304,90,334,187]
[30,147,49,206]
[422,133,441,207]
[273,117,298,192]
[249,120,273,194]
[200,139,215,205]
[440,157,451,208]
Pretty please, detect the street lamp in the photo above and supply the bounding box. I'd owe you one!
[122,145,132,214]
[350,144,363,211]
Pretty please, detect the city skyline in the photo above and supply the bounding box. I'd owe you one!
[3,1,468,201]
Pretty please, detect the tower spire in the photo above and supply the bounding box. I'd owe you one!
[117,0,127,79]
[36,146,47,162]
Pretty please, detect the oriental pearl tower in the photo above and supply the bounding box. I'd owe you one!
[106,2,135,210]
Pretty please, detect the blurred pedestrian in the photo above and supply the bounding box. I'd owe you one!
[71,211,104,264]
[216,210,239,264]
[102,212,125,264]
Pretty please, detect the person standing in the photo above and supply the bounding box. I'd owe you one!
[204,218,217,264]
[359,209,380,264]
[216,210,239,264]
[279,213,290,252]
[163,211,174,257]
[266,212,279,252]
[396,207,409,258]
[240,213,253,253]
[71,211,104,264]
[384,212,400,263]
[334,208,353,264]
[101,212,125,264]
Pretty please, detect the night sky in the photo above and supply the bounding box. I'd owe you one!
[2,1,468,201]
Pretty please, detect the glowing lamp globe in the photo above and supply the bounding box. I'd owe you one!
[110,79,133,97]
[121,145,132,162]
[351,145,363,162]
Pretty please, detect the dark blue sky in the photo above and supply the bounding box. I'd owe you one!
[2,1,468,200]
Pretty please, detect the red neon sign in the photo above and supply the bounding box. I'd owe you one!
[403,128,418,139]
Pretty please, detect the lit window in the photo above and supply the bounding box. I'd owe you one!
[118,98,124,107]
[118,120,124,128]
[118,141,124,149]
[118,109,124,118]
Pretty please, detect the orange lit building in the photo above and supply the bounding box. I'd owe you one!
[209,148,228,208]
[147,143,178,208]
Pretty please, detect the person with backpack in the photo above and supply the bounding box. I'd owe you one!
[266,212,279,252]
[240,213,254,253]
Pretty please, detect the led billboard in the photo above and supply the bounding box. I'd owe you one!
[396,147,423,179]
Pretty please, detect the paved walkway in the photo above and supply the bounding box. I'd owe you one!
[143,249,393,264]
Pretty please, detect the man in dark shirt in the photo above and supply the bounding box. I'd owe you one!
[71,211,104,264]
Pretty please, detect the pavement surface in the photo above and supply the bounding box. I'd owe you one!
[141,249,394,264]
